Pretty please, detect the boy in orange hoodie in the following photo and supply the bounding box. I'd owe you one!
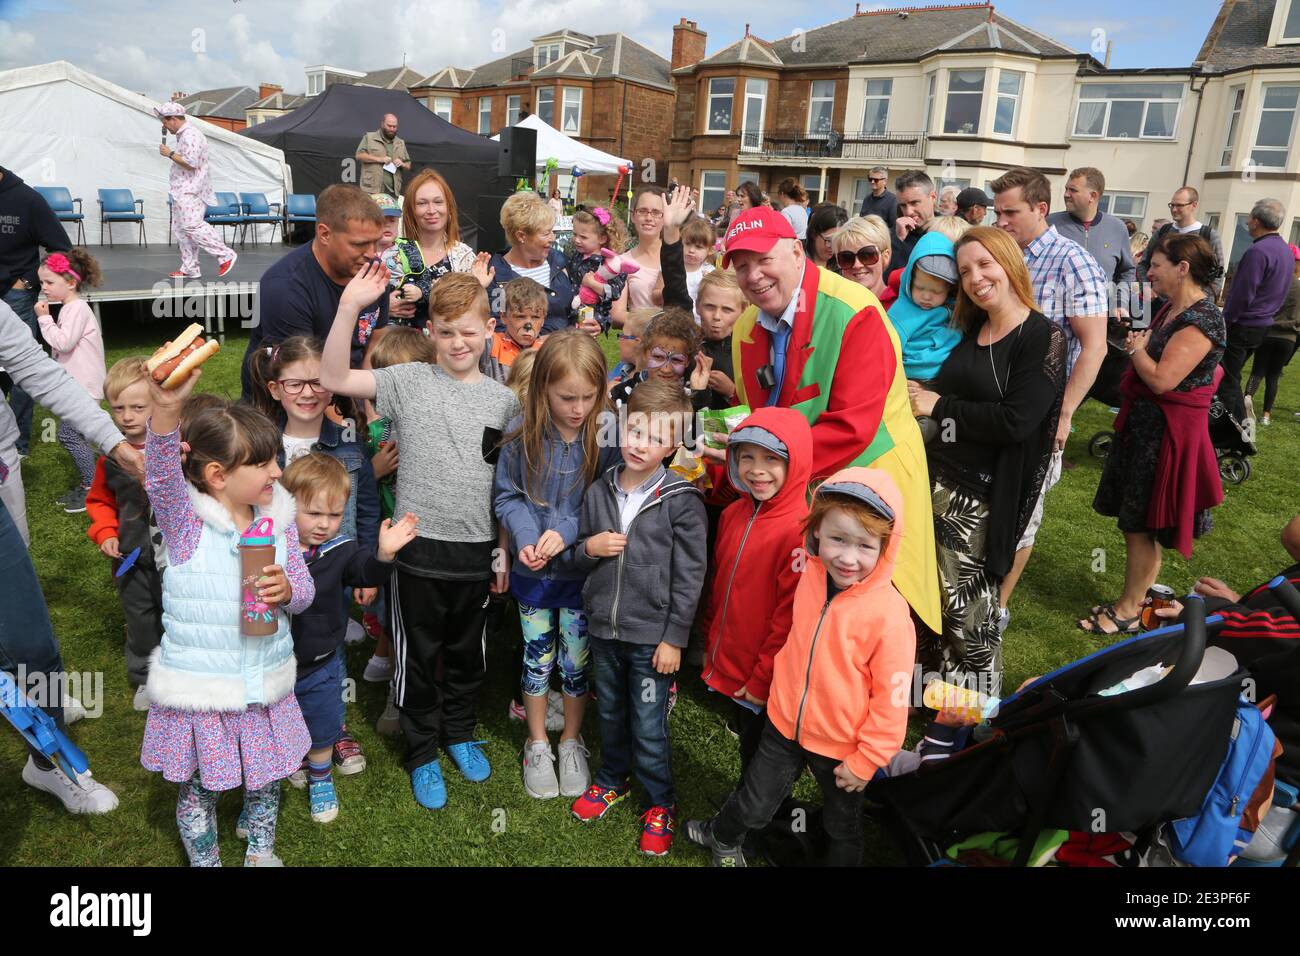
[686,467,915,867]
[700,407,811,774]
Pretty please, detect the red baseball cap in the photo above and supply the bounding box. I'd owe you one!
[722,207,797,268]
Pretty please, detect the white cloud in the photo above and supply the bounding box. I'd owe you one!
[0,20,39,70]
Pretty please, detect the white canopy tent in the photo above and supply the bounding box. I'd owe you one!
[0,61,290,245]
[493,114,631,176]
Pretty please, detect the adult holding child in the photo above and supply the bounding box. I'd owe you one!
[907,227,1065,691]
[1082,233,1226,636]
[487,191,592,335]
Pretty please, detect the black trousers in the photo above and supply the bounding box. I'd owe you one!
[1247,336,1298,413]
[117,561,163,687]
[1221,324,1270,421]
[733,700,765,776]
[712,717,865,866]
[389,569,489,772]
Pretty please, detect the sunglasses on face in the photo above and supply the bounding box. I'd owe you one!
[835,246,881,270]
[868,177,886,184]
[277,379,329,395]
[646,348,690,371]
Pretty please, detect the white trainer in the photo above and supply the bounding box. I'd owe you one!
[522,740,559,799]
[22,756,119,814]
[557,737,591,797]
[64,695,86,724]
[132,685,150,712]
[344,618,366,645]
[363,654,394,682]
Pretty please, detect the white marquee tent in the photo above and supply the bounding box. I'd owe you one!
[0,61,290,245]
[493,114,630,176]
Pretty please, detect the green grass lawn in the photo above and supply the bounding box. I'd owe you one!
[2,316,1297,867]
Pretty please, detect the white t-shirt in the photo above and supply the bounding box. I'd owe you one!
[281,433,316,465]
[686,263,716,318]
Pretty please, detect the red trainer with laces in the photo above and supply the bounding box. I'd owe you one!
[570,783,629,822]
[168,270,198,279]
[217,253,238,277]
[639,804,678,856]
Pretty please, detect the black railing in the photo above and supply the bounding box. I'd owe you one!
[744,129,928,162]
[511,57,534,79]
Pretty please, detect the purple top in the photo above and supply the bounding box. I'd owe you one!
[145,425,313,614]
[1224,233,1294,329]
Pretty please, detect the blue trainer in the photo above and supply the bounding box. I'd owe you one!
[410,760,448,810]
[446,741,491,782]
[309,777,339,823]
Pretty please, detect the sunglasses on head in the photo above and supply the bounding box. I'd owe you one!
[835,246,881,270]
[646,348,690,371]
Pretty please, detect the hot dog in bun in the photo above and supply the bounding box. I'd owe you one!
[148,323,220,389]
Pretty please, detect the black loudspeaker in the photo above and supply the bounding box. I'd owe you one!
[475,194,509,253]
[498,126,537,178]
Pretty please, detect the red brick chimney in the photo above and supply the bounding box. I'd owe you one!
[671,18,706,71]
[258,82,283,100]
[170,91,186,102]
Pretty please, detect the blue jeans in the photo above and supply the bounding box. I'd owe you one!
[590,639,674,808]
[293,649,345,750]
[2,286,40,455]
[0,495,65,755]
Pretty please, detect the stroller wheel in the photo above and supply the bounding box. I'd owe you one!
[1218,453,1251,485]
[1088,432,1114,459]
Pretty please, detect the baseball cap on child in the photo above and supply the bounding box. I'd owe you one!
[913,253,958,286]
[372,194,402,218]
[722,207,797,268]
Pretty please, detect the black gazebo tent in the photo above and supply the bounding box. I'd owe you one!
[242,83,513,250]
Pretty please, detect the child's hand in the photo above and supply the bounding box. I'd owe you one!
[689,351,714,392]
[582,273,604,293]
[518,545,547,571]
[490,564,509,595]
[257,564,291,607]
[535,529,566,561]
[471,252,496,289]
[662,185,696,242]
[99,536,121,560]
[377,512,418,562]
[707,369,735,398]
[34,299,50,319]
[833,762,869,792]
[399,282,424,303]
[577,313,603,336]
[355,587,377,607]
[585,531,627,558]
[341,260,389,313]
[696,432,727,465]
[147,364,200,410]
[652,642,681,675]
[1194,576,1240,603]
[735,684,766,707]
[1152,599,1184,622]
[389,289,416,320]
[371,439,399,479]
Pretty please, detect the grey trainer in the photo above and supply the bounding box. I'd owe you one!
[522,739,559,799]
[685,819,747,867]
[556,737,591,796]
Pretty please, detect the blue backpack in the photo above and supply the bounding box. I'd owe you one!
[1170,696,1276,866]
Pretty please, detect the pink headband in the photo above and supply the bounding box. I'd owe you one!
[44,253,81,283]
[592,207,611,227]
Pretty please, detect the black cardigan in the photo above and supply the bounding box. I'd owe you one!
[928,311,1065,578]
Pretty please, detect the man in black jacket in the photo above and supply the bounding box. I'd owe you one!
[0,167,72,456]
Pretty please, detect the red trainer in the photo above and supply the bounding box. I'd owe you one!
[168,270,198,279]
[570,783,629,822]
[639,804,678,857]
[217,253,238,277]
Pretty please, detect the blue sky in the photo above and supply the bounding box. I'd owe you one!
[0,0,1229,99]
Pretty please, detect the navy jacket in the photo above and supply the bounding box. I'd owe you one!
[486,247,577,335]
[276,417,380,553]
[293,535,392,677]
[0,167,71,289]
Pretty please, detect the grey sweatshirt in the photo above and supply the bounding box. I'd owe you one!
[1046,210,1136,314]
[570,464,706,649]
[0,299,123,458]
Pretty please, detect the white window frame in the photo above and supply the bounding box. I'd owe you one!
[1280,0,1300,42]
[993,70,1023,137]
[1251,83,1300,168]
[737,169,759,186]
[923,73,936,135]
[1072,83,1184,141]
[807,79,835,136]
[943,69,985,135]
[861,78,892,135]
[307,71,323,96]
[706,78,735,134]
[478,97,492,136]
[561,87,583,135]
[535,43,562,69]
[536,87,554,126]
[700,170,728,214]
[433,96,453,122]
[800,173,824,205]
[741,78,767,152]
[1098,191,1148,226]
[507,95,521,126]
[1220,85,1246,169]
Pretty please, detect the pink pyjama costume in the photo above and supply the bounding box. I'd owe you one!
[168,122,234,276]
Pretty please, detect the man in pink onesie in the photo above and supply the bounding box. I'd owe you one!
[155,102,237,279]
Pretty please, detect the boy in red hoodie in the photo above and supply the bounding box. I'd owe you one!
[687,467,915,867]
[700,407,811,774]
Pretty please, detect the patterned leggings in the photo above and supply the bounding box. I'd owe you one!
[519,604,589,698]
[176,775,280,867]
[56,421,96,488]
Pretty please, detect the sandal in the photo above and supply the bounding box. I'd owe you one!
[1077,605,1140,636]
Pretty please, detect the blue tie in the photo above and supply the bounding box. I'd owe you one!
[767,322,792,407]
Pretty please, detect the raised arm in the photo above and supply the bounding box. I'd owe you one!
[320,261,387,401]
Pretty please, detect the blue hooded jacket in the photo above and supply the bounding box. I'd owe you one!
[887,230,962,382]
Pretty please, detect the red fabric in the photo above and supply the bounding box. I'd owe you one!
[1113,364,1224,558]
[701,408,813,702]
[1057,832,1135,867]
[85,456,119,546]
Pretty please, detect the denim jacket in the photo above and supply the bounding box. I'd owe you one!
[276,417,380,552]
[487,247,577,335]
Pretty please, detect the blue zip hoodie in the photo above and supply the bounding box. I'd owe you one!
[493,415,621,607]
[887,230,962,382]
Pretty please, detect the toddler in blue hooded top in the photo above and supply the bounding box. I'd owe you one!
[889,230,962,443]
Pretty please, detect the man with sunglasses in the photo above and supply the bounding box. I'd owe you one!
[858,166,897,233]
[711,206,941,636]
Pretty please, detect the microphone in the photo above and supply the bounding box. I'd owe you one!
[160,125,167,146]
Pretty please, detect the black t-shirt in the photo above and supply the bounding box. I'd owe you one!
[242,242,388,399]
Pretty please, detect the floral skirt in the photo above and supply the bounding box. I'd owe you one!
[141,693,311,792]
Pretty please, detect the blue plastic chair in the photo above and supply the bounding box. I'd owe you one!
[204,191,247,245]
[283,193,317,242]
[97,188,146,247]
[238,192,282,246]
[34,186,85,245]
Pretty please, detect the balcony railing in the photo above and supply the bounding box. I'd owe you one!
[742,129,928,163]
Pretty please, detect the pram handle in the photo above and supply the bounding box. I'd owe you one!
[1268,576,1300,622]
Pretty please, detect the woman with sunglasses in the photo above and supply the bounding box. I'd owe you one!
[831,216,896,308]
[805,204,849,273]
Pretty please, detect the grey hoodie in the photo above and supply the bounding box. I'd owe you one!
[570,464,707,648]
